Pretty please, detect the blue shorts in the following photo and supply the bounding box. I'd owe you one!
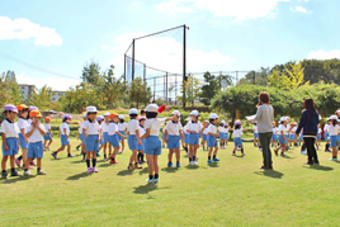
[2,138,18,156]
[19,133,28,149]
[272,135,278,141]
[220,132,228,140]
[162,133,166,141]
[279,135,288,145]
[44,132,52,141]
[61,135,70,146]
[128,135,138,150]
[99,137,104,145]
[27,141,44,159]
[109,134,120,148]
[234,137,242,147]
[188,133,199,145]
[289,134,296,140]
[80,134,85,142]
[330,135,340,147]
[184,134,189,144]
[137,140,145,151]
[324,133,329,141]
[85,135,99,152]
[202,134,207,141]
[208,135,217,147]
[118,131,126,141]
[299,134,304,141]
[254,133,259,139]
[103,132,110,143]
[167,135,180,149]
[144,136,162,155]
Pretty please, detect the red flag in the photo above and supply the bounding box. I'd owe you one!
[158,105,166,113]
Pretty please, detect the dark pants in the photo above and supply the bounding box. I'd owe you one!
[304,137,319,163]
[259,132,273,168]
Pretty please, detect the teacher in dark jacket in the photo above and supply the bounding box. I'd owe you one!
[296,98,320,165]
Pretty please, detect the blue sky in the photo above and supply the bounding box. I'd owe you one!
[1,0,340,90]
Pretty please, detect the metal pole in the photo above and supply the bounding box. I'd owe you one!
[153,77,156,102]
[183,24,187,108]
[236,71,239,85]
[253,71,256,84]
[124,54,127,81]
[166,72,168,103]
[132,39,135,81]
[143,64,146,82]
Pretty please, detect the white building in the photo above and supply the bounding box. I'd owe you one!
[50,91,66,102]
[19,84,36,101]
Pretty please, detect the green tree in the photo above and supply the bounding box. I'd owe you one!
[0,71,23,106]
[239,68,270,86]
[29,86,56,111]
[128,78,152,108]
[184,75,201,106]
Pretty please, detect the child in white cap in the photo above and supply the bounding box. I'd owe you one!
[118,115,127,153]
[205,113,220,164]
[126,108,142,170]
[232,120,245,156]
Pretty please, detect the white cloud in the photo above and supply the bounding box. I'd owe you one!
[16,73,79,91]
[292,6,308,13]
[307,50,340,60]
[107,32,233,77]
[156,0,290,21]
[0,16,63,46]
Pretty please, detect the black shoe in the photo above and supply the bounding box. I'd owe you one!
[1,171,8,179]
[11,170,19,177]
[67,153,73,158]
[313,161,320,165]
[305,162,313,165]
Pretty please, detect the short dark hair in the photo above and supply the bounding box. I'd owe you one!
[129,114,137,119]
[140,109,145,115]
[146,112,158,119]
[259,92,270,104]
[119,119,124,123]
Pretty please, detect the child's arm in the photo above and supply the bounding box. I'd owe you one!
[116,131,126,138]
[26,125,36,138]
[20,128,28,143]
[82,128,88,139]
[36,124,46,136]
[2,132,8,150]
[164,129,168,143]
[64,128,69,137]
[140,128,150,140]
[136,128,141,145]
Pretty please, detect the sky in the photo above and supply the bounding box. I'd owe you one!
[1,0,340,91]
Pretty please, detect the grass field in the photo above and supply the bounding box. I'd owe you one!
[0,138,339,226]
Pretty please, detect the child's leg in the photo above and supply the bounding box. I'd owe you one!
[44,140,47,149]
[121,139,125,152]
[1,156,8,171]
[37,158,42,169]
[9,155,15,169]
[86,152,91,169]
[22,148,28,166]
[332,146,338,158]
[48,139,53,148]
[168,149,173,163]
[175,148,180,163]
[67,144,71,154]
[56,145,65,153]
[208,147,213,159]
[189,145,194,159]
[109,143,113,156]
[213,146,218,156]
[25,158,32,170]
[103,143,107,157]
[152,155,159,175]
[130,150,137,165]
[146,154,154,175]
[92,151,97,168]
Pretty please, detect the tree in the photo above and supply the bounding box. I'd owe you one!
[267,69,289,89]
[239,67,270,86]
[0,71,23,106]
[184,75,201,106]
[199,72,232,105]
[128,78,152,108]
[81,62,103,87]
[29,86,56,111]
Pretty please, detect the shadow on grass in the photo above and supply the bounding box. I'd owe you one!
[1,175,36,184]
[117,169,134,176]
[66,172,92,180]
[99,162,114,168]
[139,167,149,175]
[280,154,294,159]
[185,165,200,170]
[71,159,84,164]
[304,165,333,171]
[133,184,158,194]
[208,163,219,168]
[161,167,178,173]
[254,169,284,179]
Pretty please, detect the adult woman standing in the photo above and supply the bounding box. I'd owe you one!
[254,92,274,170]
[296,99,320,165]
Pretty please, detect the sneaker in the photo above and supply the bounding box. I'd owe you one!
[15,159,21,168]
[300,151,307,155]
[135,164,142,169]
[176,162,181,168]
[38,170,47,175]
[329,157,338,161]
[51,152,57,159]
[67,154,73,158]
[87,167,93,173]
[147,178,154,183]
[153,178,159,184]
[168,162,173,168]
[11,170,19,177]
[92,167,98,173]
[1,171,7,179]
[280,153,287,157]
[213,158,220,162]
[76,145,80,151]
[110,159,118,164]
[208,160,213,164]
[241,153,246,157]
[194,161,198,165]
[128,164,134,170]
[305,162,313,165]
[24,170,33,176]
[274,149,278,156]
[232,153,236,156]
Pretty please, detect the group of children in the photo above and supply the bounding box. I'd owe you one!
[2,103,340,182]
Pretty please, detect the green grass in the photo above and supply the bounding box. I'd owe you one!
[1,139,339,226]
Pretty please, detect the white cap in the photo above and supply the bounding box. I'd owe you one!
[190,110,199,116]
[129,108,138,115]
[185,117,191,121]
[221,120,225,124]
[329,115,337,120]
[336,109,340,114]
[209,113,218,119]
[280,116,287,122]
[172,110,180,116]
[104,112,110,117]
[146,104,159,113]
[118,114,125,119]
[86,106,97,113]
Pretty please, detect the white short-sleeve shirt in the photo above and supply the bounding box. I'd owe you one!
[83,120,100,135]
[233,128,243,138]
[108,122,118,135]
[207,124,217,135]
[186,121,202,133]
[127,119,139,135]
[101,122,110,133]
[273,127,279,135]
[328,124,340,136]
[145,118,167,137]
[27,123,46,143]
[253,125,258,133]
[17,117,28,133]
[0,119,19,138]
[44,123,51,131]
[118,122,127,131]
[60,122,70,135]
[278,124,289,135]
[139,126,145,137]
[165,121,182,136]
[78,121,84,134]
[290,126,297,134]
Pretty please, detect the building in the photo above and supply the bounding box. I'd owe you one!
[51,91,66,102]
[19,84,36,101]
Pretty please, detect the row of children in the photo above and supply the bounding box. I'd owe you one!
[1,104,48,179]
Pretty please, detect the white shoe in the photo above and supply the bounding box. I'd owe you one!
[24,170,33,176]
[194,161,198,165]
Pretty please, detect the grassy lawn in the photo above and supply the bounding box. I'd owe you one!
[0,138,339,226]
